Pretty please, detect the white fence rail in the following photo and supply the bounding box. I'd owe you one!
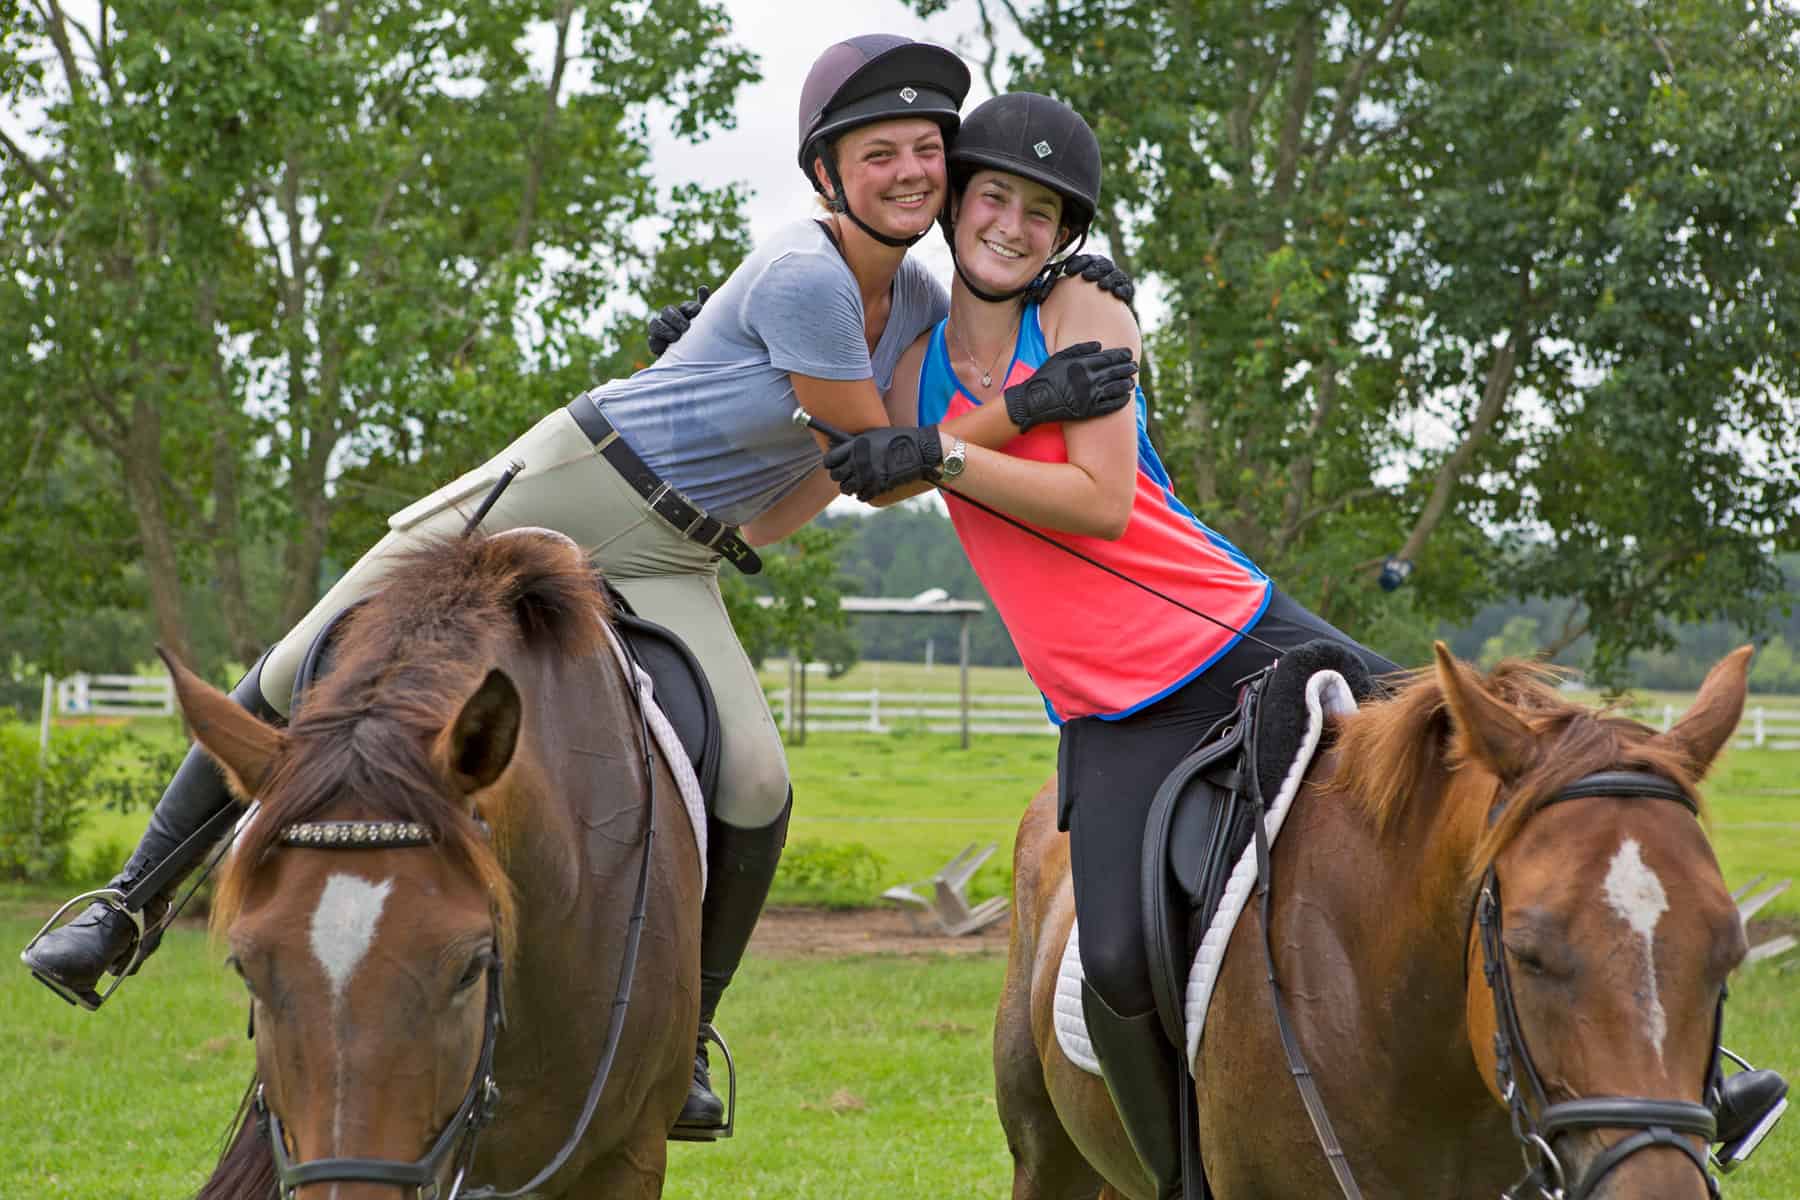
[54,673,174,718]
[765,689,1800,747]
[1628,704,1800,751]
[769,688,1055,736]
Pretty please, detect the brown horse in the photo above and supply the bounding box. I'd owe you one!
[178,531,702,1198]
[999,644,1752,1200]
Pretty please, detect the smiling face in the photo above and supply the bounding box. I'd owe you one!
[951,168,1068,294]
[815,116,947,242]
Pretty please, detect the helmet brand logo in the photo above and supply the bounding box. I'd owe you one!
[899,87,918,104]
[1033,140,1053,158]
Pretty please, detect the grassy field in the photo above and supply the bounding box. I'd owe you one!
[3,669,1799,1197]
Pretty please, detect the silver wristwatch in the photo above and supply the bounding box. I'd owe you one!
[940,436,967,481]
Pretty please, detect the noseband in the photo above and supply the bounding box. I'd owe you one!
[1476,770,1722,1200]
[253,820,506,1200]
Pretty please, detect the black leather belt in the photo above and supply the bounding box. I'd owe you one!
[567,393,762,574]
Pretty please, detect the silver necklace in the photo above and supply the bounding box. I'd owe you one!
[950,312,1020,388]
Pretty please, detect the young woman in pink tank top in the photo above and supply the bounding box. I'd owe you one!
[825,93,1401,1199]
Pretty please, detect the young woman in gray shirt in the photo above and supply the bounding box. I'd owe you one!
[24,33,1133,1140]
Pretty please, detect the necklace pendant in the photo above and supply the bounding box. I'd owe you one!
[981,372,992,387]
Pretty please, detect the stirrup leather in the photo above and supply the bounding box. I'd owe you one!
[669,1023,737,1143]
[20,888,156,1011]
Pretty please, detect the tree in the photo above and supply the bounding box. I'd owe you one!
[760,525,854,745]
[1,0,756,673]
[913,0,1800,684]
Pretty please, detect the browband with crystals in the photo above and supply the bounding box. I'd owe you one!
[278,820,436,848]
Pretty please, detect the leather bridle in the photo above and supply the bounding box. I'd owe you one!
[251,621,664,1199]
[1474,770,1722,1200]
[255,907,505,1200]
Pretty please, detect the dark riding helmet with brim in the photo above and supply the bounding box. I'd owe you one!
[949,92,1101,240]
[944,92,1102,301]
[797,35,970,247]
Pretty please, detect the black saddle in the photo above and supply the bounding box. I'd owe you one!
[291,582,723,810]
[1141,640,1378,1052]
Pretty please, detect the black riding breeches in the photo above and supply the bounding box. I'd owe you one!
[1061,588,1398,1020]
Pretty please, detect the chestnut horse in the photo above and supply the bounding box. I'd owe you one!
[999,644,1752,1199]
[180,532,701,1198]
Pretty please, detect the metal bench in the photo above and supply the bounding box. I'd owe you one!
[881,842,1010,936]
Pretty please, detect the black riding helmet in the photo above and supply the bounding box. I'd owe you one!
[943,92,1102,302]
[798,35,970,249]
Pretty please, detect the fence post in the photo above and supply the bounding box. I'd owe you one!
[1755,706,1765,748]
[1661,704,1672,732]
[35,674,52,864]
[868,687,881,733]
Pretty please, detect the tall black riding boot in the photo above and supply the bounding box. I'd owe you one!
[20,654,282,1010]
[1082,980,1197,1200]
[670,794,791,1141]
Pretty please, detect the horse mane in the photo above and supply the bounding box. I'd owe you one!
[210,531,612,951]
[1326,657,1706,881]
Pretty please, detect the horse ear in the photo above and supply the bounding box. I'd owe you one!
[1433,642,1534,782]
[1650,645,1751,780]
[438,668,522,796]
[157,647,282,802]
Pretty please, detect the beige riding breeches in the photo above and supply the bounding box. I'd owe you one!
[259,407,790,829]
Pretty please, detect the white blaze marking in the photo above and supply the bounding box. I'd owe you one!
[1602,838,1669,1063]
[308,874,394,1004]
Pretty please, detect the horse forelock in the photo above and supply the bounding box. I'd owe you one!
[1327,658,1707,886]
[211,532,610,952]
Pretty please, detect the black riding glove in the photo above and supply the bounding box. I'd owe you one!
[823,425,944,502]
[1025,254,1136,307]
[1004,341,1139,433]
[647,284,711,358]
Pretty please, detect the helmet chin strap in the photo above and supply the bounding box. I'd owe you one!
[946,223,1089,305]
[818,153,928,249]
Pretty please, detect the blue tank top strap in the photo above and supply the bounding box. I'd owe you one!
[918,320,958,426]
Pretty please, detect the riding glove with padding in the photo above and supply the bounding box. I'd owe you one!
[1025,253,1136,307]
[1004,341,1139,433]
[648,285,711,358]
[824,425,944,502]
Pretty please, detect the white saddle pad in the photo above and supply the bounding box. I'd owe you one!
[1052,669,1358,1077]
[600,617,709,890]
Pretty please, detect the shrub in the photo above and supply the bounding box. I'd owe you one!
[772,838,886,905]
[0,722,186,883]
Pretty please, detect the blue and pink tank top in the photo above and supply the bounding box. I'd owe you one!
[917,304,1271,724]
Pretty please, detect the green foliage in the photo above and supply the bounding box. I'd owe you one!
[1,0,758,676]
[919,0,1800,686]
[1479,615,1544,671]
[771,838,886,905]
[0,722,178,883]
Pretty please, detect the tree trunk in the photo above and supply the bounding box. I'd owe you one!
[120,403,191,665]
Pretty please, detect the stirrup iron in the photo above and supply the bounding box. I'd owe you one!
[1713,1048,1789,1174]
[670,1023,737,1143]
[20,888,155,1011]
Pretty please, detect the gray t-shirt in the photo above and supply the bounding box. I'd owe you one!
[591,220,948,528]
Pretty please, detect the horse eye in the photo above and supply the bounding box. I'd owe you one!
[1509,946,1548,976]
[457,952,493,992]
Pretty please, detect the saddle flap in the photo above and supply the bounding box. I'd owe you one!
[602,583,722,807]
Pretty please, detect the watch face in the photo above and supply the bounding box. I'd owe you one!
[941,443,966,478]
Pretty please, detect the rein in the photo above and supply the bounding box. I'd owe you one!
[253,630,663,1200]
